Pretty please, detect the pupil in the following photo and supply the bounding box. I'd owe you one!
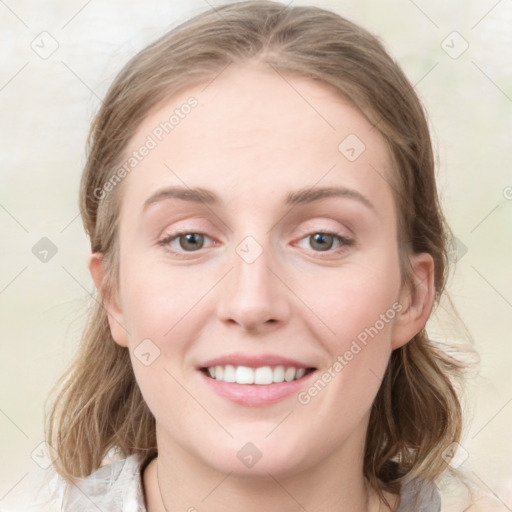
[181,233,203,250]
[311,233,333,251]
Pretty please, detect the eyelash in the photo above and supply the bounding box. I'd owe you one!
[157,229,354,258]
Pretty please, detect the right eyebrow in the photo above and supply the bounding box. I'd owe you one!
[142,186,220,212]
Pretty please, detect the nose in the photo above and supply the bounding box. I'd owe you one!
[216,236,291,333]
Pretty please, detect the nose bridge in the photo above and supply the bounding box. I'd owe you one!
[234,234,272,293]
[216,231,290,330]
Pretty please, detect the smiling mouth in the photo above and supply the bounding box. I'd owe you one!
[200,365,316,385]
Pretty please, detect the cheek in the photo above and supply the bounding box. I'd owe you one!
[121,261,201,425]
[120,257,209,342]
[300,253,402,344]
[296,251,401,408]
[130,351,195,445]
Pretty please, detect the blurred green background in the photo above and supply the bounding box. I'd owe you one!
[1,1,511,510]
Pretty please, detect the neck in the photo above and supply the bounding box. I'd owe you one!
[144,425,392,512]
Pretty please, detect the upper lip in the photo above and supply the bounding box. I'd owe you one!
[198,353,316,369]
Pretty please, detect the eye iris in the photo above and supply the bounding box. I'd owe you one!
[310,233,334,251]
[180,233,204,251]
[172,232,340,252]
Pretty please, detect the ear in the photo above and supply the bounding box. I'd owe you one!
[391,252,435,350]
[88,251,129,348]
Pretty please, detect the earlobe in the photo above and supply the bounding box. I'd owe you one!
[391,252,435,350]
[88,251,129,348]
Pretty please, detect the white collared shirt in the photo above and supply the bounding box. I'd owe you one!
[0,453,441,511]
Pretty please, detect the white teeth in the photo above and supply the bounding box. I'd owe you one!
[223,364,236,382]
[254,366,273,385]
[273,365,285,383]
[235,366,254,384]
[205,365,310,385]
[284,367,296,382]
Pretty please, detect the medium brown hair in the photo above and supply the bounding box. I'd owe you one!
[46,2,474,509]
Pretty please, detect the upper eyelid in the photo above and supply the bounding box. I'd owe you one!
[159,216,353,238]
[159,226,351,241]
[159,229,353,253]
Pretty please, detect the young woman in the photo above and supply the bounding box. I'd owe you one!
[6,1,475,510]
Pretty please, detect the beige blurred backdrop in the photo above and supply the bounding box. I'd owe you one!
[0,1,511,510]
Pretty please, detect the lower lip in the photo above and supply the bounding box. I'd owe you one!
[198,370,317,407]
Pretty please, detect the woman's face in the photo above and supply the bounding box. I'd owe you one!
[92,63,432,477]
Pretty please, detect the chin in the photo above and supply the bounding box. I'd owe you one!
[195,432,312,477]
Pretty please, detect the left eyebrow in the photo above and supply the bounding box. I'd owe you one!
[142,185,375,212]
[285,185,375,212]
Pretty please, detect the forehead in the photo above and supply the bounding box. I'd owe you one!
[118,63,395,217]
